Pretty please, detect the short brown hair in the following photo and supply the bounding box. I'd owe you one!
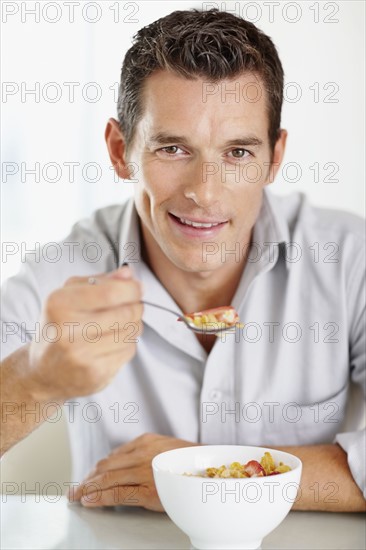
[117,8,284,153]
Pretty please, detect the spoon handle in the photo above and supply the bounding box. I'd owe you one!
[121,263,182,319]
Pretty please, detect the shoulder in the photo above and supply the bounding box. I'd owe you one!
[271,191,365,251]
[2,199,134,304]
[67,201,131,245]
[270,192,365,303]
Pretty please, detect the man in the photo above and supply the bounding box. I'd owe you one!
[1,9,365,512]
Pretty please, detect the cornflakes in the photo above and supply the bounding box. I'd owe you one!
[185,452,291,478]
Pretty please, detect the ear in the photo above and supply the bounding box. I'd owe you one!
[105,118,132,180]
[264,129,288,185]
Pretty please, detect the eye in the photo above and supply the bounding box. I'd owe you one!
[156,145,189,159]
[160,146,181,155]
[229,148,250,159]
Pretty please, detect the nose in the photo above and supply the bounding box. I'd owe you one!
[183,158,222,208]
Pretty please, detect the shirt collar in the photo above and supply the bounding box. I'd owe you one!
[228,187,291,287]
[256,188,290,250]
[229,188,290,312]
[117,197,142,265]
[251,187,290,271]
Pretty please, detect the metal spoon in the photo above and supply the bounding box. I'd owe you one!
[120,264,242,334]
[142,301,242,334]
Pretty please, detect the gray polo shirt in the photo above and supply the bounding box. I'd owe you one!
[1,190,365,497]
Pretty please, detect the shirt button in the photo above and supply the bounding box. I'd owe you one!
[209,389,222,400]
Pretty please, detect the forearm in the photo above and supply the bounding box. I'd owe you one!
[275,443,366,512]
[0,344,63,455]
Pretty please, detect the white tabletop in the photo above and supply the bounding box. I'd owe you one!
[1,496,365,549]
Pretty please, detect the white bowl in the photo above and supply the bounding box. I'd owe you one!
[152,445,302,550]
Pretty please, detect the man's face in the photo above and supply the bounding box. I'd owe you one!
[121,70,285,272]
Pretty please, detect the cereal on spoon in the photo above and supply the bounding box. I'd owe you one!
[180,306,243,330]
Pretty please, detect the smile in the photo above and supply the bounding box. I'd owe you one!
[169,213,228,229]
[178,218,222,228]
[168,213,229,239]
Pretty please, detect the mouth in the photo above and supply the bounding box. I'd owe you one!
[168,212,229,237]
[169,213,228,227]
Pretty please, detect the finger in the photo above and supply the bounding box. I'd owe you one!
[73,467,146,501]
[64,265,133,286]
[69,324,141,361]
[64,272,106,285]
[63,304,143,346]
[80,484,144,508]
[81,445,137,482]
[76,302,144,336]
[50,278,142,312]
[90,452,140,477]
[109,433,153,456]
[109,441,136,456]
[78,451,139,486]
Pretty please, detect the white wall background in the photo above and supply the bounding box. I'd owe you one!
[1,0,365,284]
[1,1,365,492]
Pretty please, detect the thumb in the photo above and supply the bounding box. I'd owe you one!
[105,264,132,280]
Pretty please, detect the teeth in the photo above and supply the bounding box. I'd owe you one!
[179,218,221,228]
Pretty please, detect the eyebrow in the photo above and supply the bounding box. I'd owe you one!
[147,132,263,148]
[223,137,263,147]
[147,133,187,146]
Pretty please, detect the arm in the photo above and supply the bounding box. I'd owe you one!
[1,266,143,456]
[275,443,366,512]
[0,344,63,455]
[71,436,366,512]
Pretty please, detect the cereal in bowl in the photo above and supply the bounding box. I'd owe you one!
[185,452,291,478]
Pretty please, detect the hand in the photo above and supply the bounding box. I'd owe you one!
[27,265,143,402]
[69,433,200,511]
